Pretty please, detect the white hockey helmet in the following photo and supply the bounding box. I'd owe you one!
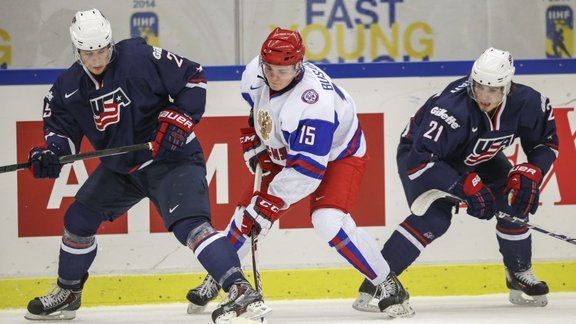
[469,47,515,95]
[69,9,113,62]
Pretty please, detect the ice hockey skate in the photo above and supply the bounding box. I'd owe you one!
[353,272,414,318]
[25,285,83,320]
[506,268,549,306]
[211,279,271,324]
[187,274,222,314]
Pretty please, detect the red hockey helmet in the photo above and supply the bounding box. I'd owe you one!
[260,27,305,66]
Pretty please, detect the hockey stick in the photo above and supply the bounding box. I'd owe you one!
[411,188,576,246]
[0,142,153,174]
[250,164,264,293]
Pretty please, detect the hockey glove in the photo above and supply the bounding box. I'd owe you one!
[152,110,195,160]
[28,146,62,179]
[504,163,543,217]
[240,127,274,175]
[452,172,496,220]
[241,191,284,238]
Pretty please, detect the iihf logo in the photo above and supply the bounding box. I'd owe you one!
[545,5,573,58]
[301,89,319,104]
[90,88,131,131]
[131,12,159,46]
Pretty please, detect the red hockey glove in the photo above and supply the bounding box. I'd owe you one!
[452,172,496,220]
[28,146,62,179]
[241,191,284,238]
[240,127,274,175]
[504,163,543,217]
[152,110,195,160]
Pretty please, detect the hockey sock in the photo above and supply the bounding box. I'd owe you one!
[58,229,97,290]
[58,201,102,290]
[382,210,451,275]
[225,206,251,260]
[497,224,532,272]
[312,208,389,283]
[381,229,420,275]
[174,218,244,292]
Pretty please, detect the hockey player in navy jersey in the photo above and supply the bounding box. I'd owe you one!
[24,9,269,323]
[353,47,558,310]
[186,27,414,319]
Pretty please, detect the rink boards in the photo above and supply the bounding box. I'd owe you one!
[0,60,575,309]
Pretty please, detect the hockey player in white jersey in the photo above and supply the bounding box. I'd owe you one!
[187,27,414,319]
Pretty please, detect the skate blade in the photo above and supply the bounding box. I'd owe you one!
[509,290,548,307]
[352,293,380,313]
[383,301,415,318]
[187,302,208,314]
[216,315,268,324]
[230,317,268,324]
[215,301,272,324]
[24,310,76,321]
[242,300,272,319]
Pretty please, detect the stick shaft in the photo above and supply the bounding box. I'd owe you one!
[251,164,264,293]
[411,189,576,246]
[495,211,576,245]
[60,142,152,164]
[0,142,152,174]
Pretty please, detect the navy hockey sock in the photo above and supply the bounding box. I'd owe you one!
[57,231,97,290]
[382,210,451,274]
[381,230,421,275]
[498,230,532,272]
[58,202,102,289]
[173,218,244,291]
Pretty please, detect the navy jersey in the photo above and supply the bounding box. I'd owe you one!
[400,76,559,198]
[41,38,207,173]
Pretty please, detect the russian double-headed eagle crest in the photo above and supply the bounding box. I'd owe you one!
[257,109,273,140]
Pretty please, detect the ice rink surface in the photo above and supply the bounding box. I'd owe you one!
[2,293,575,324]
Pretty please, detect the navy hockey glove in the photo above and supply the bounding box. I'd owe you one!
[240,127,274,175]
[452,172,496,220]
[241,191,284,238]
[504,163,543,217]
[28,146,62,179]
[152,110,195,160]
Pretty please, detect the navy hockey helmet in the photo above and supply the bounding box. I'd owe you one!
[260,27,305,66]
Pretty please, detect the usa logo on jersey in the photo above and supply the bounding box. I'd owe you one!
[464,134,515,165]
[90,88,131,131]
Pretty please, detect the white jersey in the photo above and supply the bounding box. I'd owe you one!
[240,56,367,208]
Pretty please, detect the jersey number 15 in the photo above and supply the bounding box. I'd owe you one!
[299,125,316,145]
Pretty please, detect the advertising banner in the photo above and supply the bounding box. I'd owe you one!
[0,0,574,69]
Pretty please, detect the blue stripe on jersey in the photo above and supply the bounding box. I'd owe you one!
[241,92,254,108]
[336,125,363,160]
[286,153,326,179]
[331,82,347,101]
[289,119,334,156]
